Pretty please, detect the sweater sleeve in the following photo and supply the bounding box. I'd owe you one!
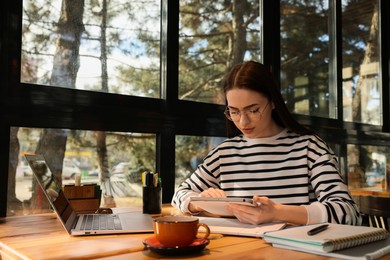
[307,138,362,225]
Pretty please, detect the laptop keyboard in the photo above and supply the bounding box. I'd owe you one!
[80,214,123,230]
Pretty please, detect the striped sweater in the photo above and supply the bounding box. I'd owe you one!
[172,128,362,225]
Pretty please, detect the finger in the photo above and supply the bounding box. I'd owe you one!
[253,196,270,205]
[216,189,226,197]
[205,188,226,198]
[200,192,212,198]
[189,203,203,212]
[233,210,256,225]
[199,188,215,197]
[228,203,257,214]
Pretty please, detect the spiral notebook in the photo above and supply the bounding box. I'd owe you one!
[272,238,390,260]
[263,223,389,253]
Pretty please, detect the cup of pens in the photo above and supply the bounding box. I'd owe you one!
[142,171,162,214]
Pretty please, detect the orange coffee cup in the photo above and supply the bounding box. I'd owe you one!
[153,215,210,247]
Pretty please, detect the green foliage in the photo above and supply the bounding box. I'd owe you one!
[178,0,261,104]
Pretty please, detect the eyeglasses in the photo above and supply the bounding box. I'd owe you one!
[224,102,269,122]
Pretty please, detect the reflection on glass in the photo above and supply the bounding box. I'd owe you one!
[178,0,261,104]
[175,135,226,189]
[342,0,381,125]
[347,144,389,189]
[21,0,161,98]
[280,0,333,118]
[9,127,156,216]
[27,157,68,215]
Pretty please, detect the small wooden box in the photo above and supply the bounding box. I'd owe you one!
[64,185,101,213]
[64,185,96,199]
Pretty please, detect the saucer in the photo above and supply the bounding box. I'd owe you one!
[143,236,209,255]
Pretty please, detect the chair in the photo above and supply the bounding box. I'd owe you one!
[358,196,390,230]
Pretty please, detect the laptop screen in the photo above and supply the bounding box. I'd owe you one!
[25,154,77,233]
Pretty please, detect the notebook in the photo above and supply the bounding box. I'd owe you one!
[263,223,389,253]
[197,216,286,237]
[25,154,154,236]
[272,238,390,260]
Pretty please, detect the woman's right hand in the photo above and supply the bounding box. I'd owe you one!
[188,188,226,212]
[199,187,227,198]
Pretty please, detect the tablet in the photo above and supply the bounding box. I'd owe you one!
[189,197,256,217]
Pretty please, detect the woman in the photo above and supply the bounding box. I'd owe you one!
[172,61,362,225]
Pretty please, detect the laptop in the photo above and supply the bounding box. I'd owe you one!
[25,154,154,236]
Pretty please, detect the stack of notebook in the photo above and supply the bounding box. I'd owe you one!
[263,223,390,260]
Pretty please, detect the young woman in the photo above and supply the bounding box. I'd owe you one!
[172,61,362,226]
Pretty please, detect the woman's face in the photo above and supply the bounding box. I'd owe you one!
[226,88,276,138]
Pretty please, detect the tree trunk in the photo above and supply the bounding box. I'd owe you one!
[31,0,85,211]
[231,0,247,67]
[51,0,85,88]
[96,131,116,207]
[351,4,378,121]
[7,127,22,215]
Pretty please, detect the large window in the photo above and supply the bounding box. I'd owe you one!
[342,0,381,125]
[21,0,161,98]
[10,127,155,215]
[178,0,262,104]
[280,0,334,118]
[347,144,389,190]
[175,135,225,189]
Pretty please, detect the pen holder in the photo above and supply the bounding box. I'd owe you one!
[142,186,162,214]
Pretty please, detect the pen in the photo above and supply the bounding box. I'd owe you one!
[307,224,329,236]
[153,172,158,187]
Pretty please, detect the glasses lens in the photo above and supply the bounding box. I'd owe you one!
[224,109,233,121]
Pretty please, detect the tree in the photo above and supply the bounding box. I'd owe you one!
[31,0,85,210]
[7,127,22,215]
[346,1,379,123]
[280,0,330,116]
[178,0,260,104]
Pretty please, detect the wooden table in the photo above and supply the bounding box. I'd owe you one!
[350,187,390,198]
[0,206,387,260]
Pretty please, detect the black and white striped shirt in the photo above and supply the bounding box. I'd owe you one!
[172,129,362,225]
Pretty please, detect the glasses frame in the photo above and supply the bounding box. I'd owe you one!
[224,102,270,122]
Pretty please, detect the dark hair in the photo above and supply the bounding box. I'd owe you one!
[223,61,314,137]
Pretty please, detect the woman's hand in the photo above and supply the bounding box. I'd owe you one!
[226,196,277,224]
[199,187,227,198]
[189,188,226,212]
[226,195,308,225]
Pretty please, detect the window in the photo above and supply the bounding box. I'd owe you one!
[10,127,155,215]
[347,144,389,189]
[175,135,225,189]
[342,0,381,125]
[21,0,161,98]
[280,0,334,118]
[178,0,262,104]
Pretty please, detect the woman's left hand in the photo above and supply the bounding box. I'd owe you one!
[225,196,278,224]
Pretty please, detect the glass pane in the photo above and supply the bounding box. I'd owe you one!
[178,0,262,104]
[21,0,161,98]
[175,135,226,189]
[347,144,389,190]
[8,127,156,216]
[280,0,334,118]
[342,0,381,125]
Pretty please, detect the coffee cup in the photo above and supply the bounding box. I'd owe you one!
[153,215,210,247]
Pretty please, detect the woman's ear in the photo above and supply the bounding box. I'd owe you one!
[271,100,276,110]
